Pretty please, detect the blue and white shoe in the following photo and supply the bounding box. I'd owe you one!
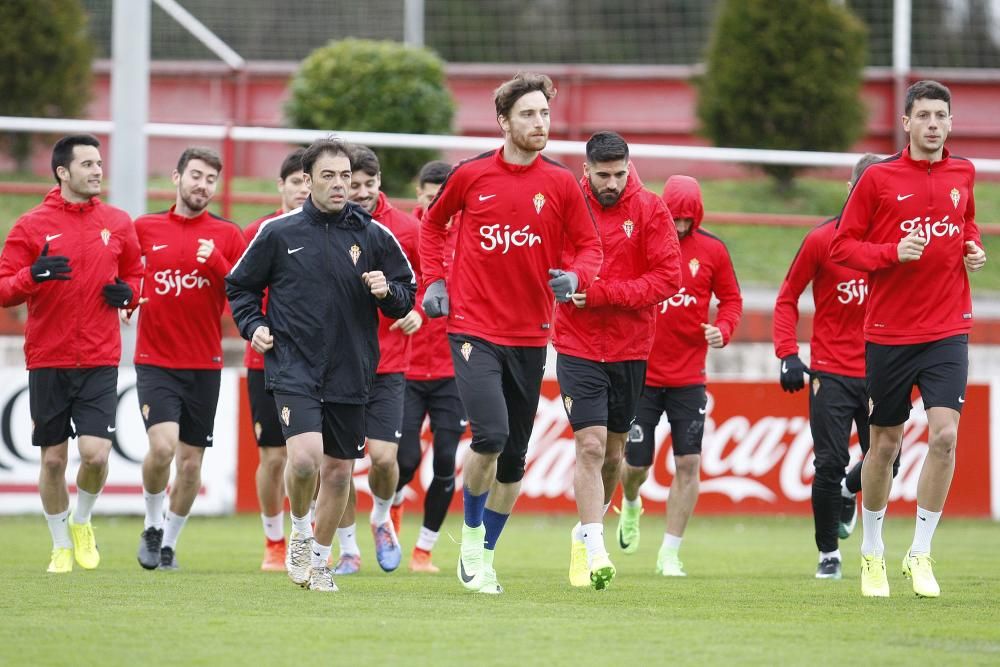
[371,521,401,572]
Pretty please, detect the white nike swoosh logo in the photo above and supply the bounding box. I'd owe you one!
[781,362,788,373]
[357,443,365,451]
[460,419,469,427]
[394,431,403,439]
[478,194,497,201]
[38,270,50,278]
[107,426,116,433]
[152,244,168,251]
[288,247,304,254]
[206,435,213,441]
[46,234,62,242]
[698,408,706,415]
[897,194,915,201]
[958,396,965,403]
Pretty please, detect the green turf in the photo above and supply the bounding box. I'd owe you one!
[0,513,997,666]
[3,175,1000,291]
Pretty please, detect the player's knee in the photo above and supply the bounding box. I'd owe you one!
[928,425,958,459]
[602,445,623,471]
[812,465,844,491]
[470,431,508,456]
[431,474,456,495]
[495,452,526,484]
[39,450,67,478]
[321,460,353,490]
[147,437,175,468]
[78,447,110,470]
[176,454,203,481]
[259,450,286,477]
[674,454,701,481]
[369,447,397,473]
[286,452,319,480]
[575,431,605,466]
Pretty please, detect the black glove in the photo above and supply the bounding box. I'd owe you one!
[779,354,808,393]
[547,269,579,303]
[422,279,449,318]
[102,278,133,308]
[31,242,71,283]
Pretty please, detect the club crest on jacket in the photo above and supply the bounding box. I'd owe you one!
[349,243,361,266]
[622,219,634,238]
[689,258,701,277]
[100,228,111,246]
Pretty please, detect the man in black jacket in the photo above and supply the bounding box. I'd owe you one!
[226,137,416,592]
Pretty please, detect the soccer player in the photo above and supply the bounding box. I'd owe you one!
[617,175,742,577]
[131,147,247,571]
[227,137,416,593]
[331,144,422,575]
[773,153,897,580]
[0,134,141,573]
[555,131,681,590]
[420,72,603,594]
[242,148,310,571]
[831,80,985,598]
[394,159,466,573]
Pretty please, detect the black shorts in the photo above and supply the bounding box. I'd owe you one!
[272,392,365,460]
[247,369,285,447]
[136,365,221,448]
[866,334,968,427]
[28,366,118,447]
[627,384,706,466]
[402,378,467,435]
[365,373,406,444]
[449,334,546,483]
[809,372,869,473]
[555,354,646,433]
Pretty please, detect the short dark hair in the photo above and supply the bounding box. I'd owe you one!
[586,131,629,164]
[177,147,223,175]
[279,148,306,180]
[417,160,452,187]
[349,145,380,177]
[494,72,556,119]
[851,153,881,184]
[905,80,951,116]
[301,136,351,176]
[51,134,100,183]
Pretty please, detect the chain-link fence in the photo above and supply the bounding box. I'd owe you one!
[73,0,1000,68]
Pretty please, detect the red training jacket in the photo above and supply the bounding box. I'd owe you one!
[553,165,681,362]
[773,218,867,378]
[242,209,286,370]
[134,206,247,369]
[0,187,142,369]
[372,192,421,374]
[831,147,981,345]
[647,176,742,387]
[407,209,460,380]
[421,148,603,347]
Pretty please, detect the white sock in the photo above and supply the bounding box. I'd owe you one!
[820,549,842,562]
[581,522,607,566]
[909,506,942,556]
[662,533,683,551]
[415,526,439,552]
[311,540,331,569]
[143,489,166,530]
[261,512,284,542]
[572,521,584,542]
[370,494,392,526]
[602,502,611,516]
[392,490,405,506]
[337,524,360,556]
[291,512,313,539]
[162,511,188,550]
[840,478,854,499]
[860,505,887,557]
[73,489,99,524]
[623,495,642,509]
[44,509,72,549]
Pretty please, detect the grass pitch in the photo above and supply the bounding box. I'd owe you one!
[0,513,998,666]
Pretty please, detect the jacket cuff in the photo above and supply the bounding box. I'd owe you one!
[586,282,608,308]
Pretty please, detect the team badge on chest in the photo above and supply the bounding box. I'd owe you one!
[689,258,701,277]
[100,228,111,246]
[950,188,961,209]
[349,243,361,266]
[622,219,634,238]
[533,193,546,214]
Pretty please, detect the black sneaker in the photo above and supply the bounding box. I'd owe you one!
[137,527,163,570]
[159,546,179,571]
[815,557,842,580]
[838,494,858,539]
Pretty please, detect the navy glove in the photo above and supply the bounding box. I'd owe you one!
[547,269,579,303]
[779,354,808,393]
[31,243,71,283]
[422,279,449,318]
[102,278,133,308]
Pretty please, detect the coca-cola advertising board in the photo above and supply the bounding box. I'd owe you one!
[234,379,997,518]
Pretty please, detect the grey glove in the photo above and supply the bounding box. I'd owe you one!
[547,269,578,303]
[422,279,449,318]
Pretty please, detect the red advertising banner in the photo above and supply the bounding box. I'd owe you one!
[234,379,993,517]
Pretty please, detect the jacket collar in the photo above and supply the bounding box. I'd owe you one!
[303,196,370,229]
